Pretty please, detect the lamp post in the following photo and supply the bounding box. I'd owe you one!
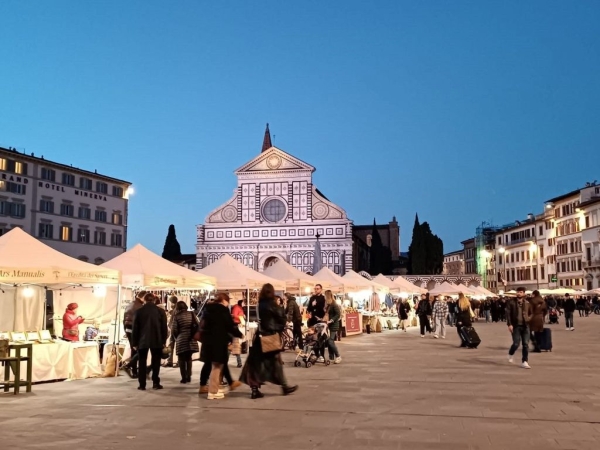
[498,247,507,292]
[480,250,491,290]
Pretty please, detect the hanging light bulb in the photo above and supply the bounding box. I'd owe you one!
[94,286,107,297]
[22,287,35,298]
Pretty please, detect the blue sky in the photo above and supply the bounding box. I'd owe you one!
[1,1,599,254]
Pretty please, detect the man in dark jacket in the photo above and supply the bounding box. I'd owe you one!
[306,284,326,327]
[416,294,433,337]
[132,293,168,390]
[285,293,303,349]
[563,294,576,330]
[122,290,146,378]
[506,287,533,369]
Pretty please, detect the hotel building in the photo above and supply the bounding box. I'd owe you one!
[0,146,131,264]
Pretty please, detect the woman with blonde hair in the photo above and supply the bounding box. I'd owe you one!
[323,290,342,364]
[456,293,473,348]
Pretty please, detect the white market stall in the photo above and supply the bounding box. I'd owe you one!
[0,227,121,383]
[101,244,217,367]
[263,259,329,294]
[341,270,388,334]
[312,267,346,293]
[428,282,464,296]
[197,255,286,345]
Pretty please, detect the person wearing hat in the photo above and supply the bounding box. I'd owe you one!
[62,303,85,342]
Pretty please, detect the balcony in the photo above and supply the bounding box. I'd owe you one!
[584,259,600,269]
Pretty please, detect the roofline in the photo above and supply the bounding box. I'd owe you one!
[545,188,581,204]
[579,197,600,209]
[0,146,132,185]
[234,146,316,174]
[460,238,475,245]
[444,250,464,256]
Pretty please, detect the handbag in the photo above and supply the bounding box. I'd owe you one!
[256,302,283,354]
[190,312,201,341]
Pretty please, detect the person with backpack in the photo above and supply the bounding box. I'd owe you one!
[171,301,199,384]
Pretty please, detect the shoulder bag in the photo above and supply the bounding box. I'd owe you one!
[191,312,202,342]
[257,303,283,354]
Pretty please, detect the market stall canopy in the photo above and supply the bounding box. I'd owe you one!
[312,267,346,292]
[0,227,121,285]
[428,282,464,296]
[392,276,427,294]
[102,244,215,289]
[197,254,285,290]
[263,259,327,292]
[580,288,600,296]
[372,274,401,292]
[472,285,498,297]
[456,284,482,296]
[342,270,388,293]
[538,287,577,296]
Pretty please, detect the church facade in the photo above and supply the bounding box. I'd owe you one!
[196,126,353,274]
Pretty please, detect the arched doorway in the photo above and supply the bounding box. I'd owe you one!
[263,256,279,270]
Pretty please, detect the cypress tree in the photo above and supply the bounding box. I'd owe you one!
[162,224,182,260]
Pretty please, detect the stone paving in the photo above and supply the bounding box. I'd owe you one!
[2,315,600,450]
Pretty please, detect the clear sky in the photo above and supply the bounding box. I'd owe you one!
[1,1,599,255]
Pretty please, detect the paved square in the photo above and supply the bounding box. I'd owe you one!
[2,316,600,450]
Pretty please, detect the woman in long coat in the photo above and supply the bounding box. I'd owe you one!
[200,294,243,400]
[171,301,199,384]
[529,291,547,352]
[240,283,298,399]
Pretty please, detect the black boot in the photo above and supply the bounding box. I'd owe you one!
[282,385,298,396]
[251,387,264,399]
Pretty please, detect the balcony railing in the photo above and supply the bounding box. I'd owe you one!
[584,259,600,269]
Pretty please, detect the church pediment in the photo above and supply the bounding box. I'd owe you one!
[235,147,315,175]
[205,190,238,224]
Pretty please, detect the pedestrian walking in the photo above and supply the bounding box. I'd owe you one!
[528,291,547,353]
[240,283,298,399]
[132,293,169,390]
[171,301,199,383]
[284,293,303,349]
[416,293,433,337]
[455,293,473,348]
[231,300,246,368]
[121,291,146,378]
[397,298,410,331]
[199,293,244,400]
[323,290,342,364]
[506,287,533,369]
[563,293,575,331]
[432,297,449,339]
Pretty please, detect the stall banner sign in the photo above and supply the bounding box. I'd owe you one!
[346,312,361,333]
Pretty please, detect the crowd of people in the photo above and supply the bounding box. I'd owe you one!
[395,288,599,369]
[122,283,343,400]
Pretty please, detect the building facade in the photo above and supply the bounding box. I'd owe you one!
[494,214,549,292]
[461,238,477,274]
[196,127,353,274]
[443,250,464,275]
[0,146,131,263]
[580,192,600,290]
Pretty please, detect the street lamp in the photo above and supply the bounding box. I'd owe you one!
[498,247,508,291]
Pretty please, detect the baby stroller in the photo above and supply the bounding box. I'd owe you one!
[294,322,330,368]
[548,307,559,324]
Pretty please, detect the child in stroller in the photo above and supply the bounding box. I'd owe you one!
[294,322,330,368]
[548,307,559,324]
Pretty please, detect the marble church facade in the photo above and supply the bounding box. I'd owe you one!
[196,126,353,274]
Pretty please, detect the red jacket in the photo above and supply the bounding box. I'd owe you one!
[231,304,245,324]
[62,310,84,341]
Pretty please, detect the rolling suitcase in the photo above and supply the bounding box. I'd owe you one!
[538,328,552,352]
[460,326,481,349]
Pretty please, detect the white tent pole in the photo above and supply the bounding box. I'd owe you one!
[246,288,249,335]
[113,284,122,377]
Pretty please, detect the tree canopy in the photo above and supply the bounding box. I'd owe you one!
[162,224,182,260]
[408,214,444,275]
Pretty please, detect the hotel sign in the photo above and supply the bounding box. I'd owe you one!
[38,181,108,201]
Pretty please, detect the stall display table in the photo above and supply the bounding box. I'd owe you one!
[377,316,400,330]
[7,341,101,383]
[70,342,102,380]
[1,343,33,394]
